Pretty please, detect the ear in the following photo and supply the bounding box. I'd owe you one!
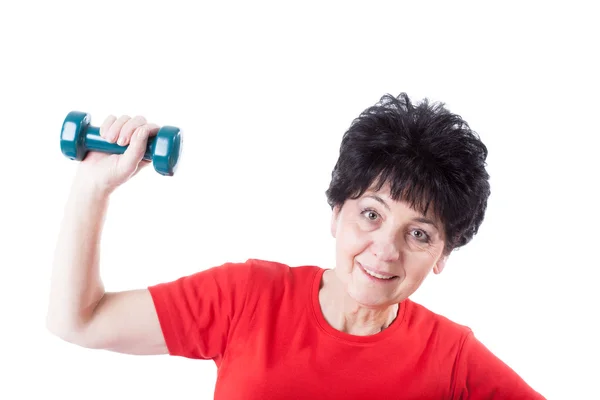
[330,205,341,238]
[433,255,449,275]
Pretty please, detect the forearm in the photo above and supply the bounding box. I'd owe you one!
[46,176,111,341]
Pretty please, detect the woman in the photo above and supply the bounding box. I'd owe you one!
[46,93,545,399]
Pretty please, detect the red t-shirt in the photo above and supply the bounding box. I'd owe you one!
[148,258,545,399]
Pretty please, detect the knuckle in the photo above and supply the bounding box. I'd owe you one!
[136,126,149,138]
[102,114,116,126]
[117,115,131,126]
[100,115,117,137]
[121,116,146,141]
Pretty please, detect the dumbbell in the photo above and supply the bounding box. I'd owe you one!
[60,111,183,176]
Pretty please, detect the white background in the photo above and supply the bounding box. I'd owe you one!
[1,1,598,398]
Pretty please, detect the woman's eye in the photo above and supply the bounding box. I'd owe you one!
[361,209,379,221]
[411,229,430,243]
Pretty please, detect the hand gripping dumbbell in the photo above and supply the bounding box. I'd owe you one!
[60,111,183,176]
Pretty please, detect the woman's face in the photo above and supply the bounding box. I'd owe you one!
[330,184,448,309]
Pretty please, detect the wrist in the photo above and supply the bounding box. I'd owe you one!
[71,172,114,201]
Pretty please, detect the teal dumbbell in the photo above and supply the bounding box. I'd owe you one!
[60,111,183,176]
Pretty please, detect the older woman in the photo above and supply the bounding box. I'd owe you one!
[46,93,545,399]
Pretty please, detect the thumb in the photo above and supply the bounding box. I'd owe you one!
[131,159,152,177]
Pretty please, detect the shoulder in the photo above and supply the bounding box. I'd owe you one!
[404,298,472,342]
[242,259,323,300]
[245,258,323,281]
[174,258,322,287]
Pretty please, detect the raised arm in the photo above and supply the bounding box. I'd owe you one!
[46,115,167,355]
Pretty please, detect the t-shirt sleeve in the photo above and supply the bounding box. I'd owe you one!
[452,330,546,399]
[147,260,253,360]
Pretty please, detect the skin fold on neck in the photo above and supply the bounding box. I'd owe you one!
[318,269,399,336]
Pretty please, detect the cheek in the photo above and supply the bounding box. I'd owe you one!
[402,256,434,282]
[337,221,369,256]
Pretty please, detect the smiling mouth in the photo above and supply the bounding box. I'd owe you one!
[358,263,399,281]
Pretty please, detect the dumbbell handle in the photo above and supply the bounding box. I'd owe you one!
[84,125,154,160]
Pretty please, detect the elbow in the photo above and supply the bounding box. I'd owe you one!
[45,316,93,348]
[46,319,78,345]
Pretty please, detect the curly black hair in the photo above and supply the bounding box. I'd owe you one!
[325,93,491,256]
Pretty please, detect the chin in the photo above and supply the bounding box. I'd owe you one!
[347,274,405,308]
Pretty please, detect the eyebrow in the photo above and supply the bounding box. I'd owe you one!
[364,194,440,230]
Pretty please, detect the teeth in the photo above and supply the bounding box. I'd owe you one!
[363,266,394,280]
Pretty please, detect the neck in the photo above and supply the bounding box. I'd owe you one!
[319,270,399,336]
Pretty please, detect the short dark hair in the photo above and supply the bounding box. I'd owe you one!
[325,93,491,255]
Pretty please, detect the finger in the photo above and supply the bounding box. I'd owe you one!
[117,124,160,175]
[105,115,131,143]
[99,115,117,139]
[117,115,147,146]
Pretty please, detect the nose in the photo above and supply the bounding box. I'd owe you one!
[371,232,401,262]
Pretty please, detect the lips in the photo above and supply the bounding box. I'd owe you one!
[358,262,398,281]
